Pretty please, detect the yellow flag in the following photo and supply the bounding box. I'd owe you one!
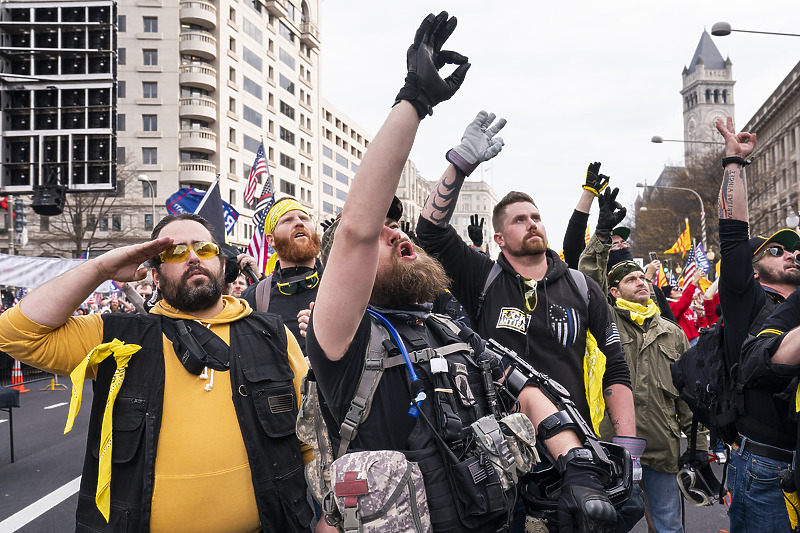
[584,225,591,245]
[664,219,691,257]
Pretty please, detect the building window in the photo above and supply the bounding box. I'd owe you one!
[143,16,158,33]
[142,147,157,164]
[280,153,296,170]
[229,128,236,143]
[323,201,334,214]
[117,113,126,131]
[279,48,296,70]
[336,189,347,201]
[144,214,154,231]
[229,97,236,112]
[280,179,296,196]
[229,67,236,82]
[143,49,158,65]
[279,127,295,145]
[279,101,295,120]
[142,181,157,197]
[116,147,127,163]
[336,153,348,168]
[118,80,126,98]
[279,74,295,94]
[243,47,262,71]
[142,82,157,98]
[243,76,262,99]
[118,48,126,65]
[322,146,332,159]
[229,37,236,52]
[243,105,263,127]
[243,135,260,153]
[118,15,126,32]
[242,18,262,43]
[279,22,295,42]
[99,216,108,231]
[335,171,348,185]
[229,158,237,174]
[142,114,157,131]
[112,214,122,231]
[323,183,333,195]
[40,216,49,231]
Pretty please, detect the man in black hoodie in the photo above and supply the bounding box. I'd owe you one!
[416,115,635,440]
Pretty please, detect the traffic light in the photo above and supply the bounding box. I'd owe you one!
[13,198,24,234]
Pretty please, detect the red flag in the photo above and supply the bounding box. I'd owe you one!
[245,143,267,205]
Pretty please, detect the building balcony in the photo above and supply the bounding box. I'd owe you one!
[178,128,217,153]
[179,96,217,122]
[179,63,217,91]
[179,160,217,184]
[180,0,217,30]
[179,31,217,60]
[300,21,319,49]
[265,0,288,18]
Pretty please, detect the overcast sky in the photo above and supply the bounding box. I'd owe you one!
[317,1,800,247]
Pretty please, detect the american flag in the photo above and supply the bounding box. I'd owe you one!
[244,142,267,205]
[246,171,276,274]
[681,246,697,289]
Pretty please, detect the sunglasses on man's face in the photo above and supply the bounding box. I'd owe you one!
[523,278,537,313]
[277,271,320,296]
[753,245,788,263]
[159,241,220,263]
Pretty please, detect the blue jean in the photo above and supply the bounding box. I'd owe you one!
[641,465,684,533]
[727,443,791,533]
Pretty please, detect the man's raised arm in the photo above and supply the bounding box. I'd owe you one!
[716,116,756,222]
[312,11,470,361]
[421,110,506,227]
[19,238,172,328]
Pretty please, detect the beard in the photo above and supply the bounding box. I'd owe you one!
[371,242,451,308]
[506,230,548,257]
[273,230,321,263]
[159,264,225,312]
[756,262,800,287]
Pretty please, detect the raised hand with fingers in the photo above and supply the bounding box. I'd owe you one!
[394,11,471,118]
[596,187,626,239]
[467,214,484,247]
[446,110,506,176]
[583,162,610,196]
[320,217,337,232]
[714,116,757,162]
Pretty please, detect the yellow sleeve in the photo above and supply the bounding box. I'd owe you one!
[0,306,104,377]
[285,325,313,465]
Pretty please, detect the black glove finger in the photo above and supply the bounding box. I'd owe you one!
[607,187,620,202]
[437,50,469,66]
[412,13,437,50]
[425,11,449,48]
[614,206,627,225]
[470,214,478,226]
[443,63,471,94]
[588,161,601,176]
[479,217,485,228]
[431,12,456,52]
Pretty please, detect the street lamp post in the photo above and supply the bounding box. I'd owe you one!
[637,182,707,250]
[650,136,724,145]
[711,22,800,38]
[137,174,156,229]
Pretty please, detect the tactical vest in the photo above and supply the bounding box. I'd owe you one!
[299,311,537,533]
[75,312,313,532]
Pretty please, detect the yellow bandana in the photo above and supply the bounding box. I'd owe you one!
[264,198,309,235]
[615,298,659,326]
[65,338,141,522]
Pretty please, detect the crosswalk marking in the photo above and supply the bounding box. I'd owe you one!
[0,476,81,532]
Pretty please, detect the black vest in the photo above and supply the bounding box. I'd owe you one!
[74,312,312,532]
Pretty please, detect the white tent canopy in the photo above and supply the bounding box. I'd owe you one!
[0,253,117,292]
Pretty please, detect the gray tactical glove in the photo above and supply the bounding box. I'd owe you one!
[446,111,506,176]
[394,11,471,118]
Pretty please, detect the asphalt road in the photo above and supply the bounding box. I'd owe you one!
[0,382,732,533]
[0,380,90,532]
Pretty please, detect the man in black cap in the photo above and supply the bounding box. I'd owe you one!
[715,116,800,532]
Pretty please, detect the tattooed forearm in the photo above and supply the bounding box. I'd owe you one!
[611,418,621,432]
[422,167,467,227]
[603,388,613,398]
[719,167,737,219]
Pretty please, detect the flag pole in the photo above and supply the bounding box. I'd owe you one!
[195,174,220,213]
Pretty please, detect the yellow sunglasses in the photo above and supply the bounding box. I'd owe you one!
[159,241,220,263]
[523,278,537,313]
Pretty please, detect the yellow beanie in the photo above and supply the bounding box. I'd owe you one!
[264,198,309,235]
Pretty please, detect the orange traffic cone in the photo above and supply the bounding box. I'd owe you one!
[10,360,29,393]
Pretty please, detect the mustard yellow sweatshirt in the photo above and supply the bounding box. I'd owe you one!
[0,296,310,533]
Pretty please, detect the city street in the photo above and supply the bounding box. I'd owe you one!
[0,381,90,532]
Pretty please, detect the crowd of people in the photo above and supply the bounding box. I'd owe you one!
[2,10,800,533]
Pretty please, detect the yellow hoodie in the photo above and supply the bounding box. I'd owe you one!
[0,296,310,533]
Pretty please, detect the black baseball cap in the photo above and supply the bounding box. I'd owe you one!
[749,229,800,258]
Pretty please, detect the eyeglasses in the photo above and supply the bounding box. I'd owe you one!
[610,240,629,251]
[753,245,787,263]
[523,278,537,313]
[277,271,320,295]
[159,241,220,263]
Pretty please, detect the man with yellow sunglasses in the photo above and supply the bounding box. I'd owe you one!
[0,212,313,532]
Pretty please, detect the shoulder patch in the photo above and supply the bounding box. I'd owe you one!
[495,307,531,334]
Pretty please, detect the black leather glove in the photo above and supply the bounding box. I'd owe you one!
[394,11,471,118]
[320,217,336,232]
[557,461,616,533]
[467,214,484,247]
[400,220,417,244]
[596,187,626,239]
[583,162,610,196]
